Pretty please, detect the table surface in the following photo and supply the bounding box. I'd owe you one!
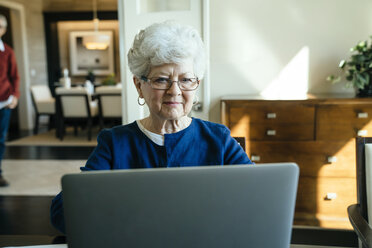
[0,235,65,247]
[5,244,66,248]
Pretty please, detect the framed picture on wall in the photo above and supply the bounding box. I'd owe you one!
[69,31,114,76]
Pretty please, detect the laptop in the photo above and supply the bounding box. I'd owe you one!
[62,163,299,248]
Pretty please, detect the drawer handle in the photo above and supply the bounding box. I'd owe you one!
[325,193,337,200]
[266,130,276,136]
[358,112,368,118]
[267,113,277,119]
[251,155,261,162]
[357,130,368,136]
[327,156,338,163]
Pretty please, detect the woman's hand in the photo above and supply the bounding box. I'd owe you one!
[7,97,18,109]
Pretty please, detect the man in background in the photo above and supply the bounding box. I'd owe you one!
[0,14,20,187]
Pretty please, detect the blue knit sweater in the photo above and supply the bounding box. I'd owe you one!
[50,118,252,233]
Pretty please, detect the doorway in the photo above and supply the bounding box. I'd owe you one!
[43,11,118,96]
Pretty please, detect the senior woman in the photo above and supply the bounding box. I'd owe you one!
[50,21,252,233]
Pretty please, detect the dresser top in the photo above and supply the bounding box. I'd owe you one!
[221,94,372,103]
[220,93,358,101]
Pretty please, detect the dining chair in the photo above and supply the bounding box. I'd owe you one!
[95,85,122,128]
[30,85,56,134]
[348,137,372,248]
[55,87,98,141]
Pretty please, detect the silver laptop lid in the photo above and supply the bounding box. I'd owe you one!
[62,163,299,248]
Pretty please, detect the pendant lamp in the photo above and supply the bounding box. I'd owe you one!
[83,0,110,50]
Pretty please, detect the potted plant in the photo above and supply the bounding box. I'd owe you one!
[102,73,117,86]
[328,36,372,97]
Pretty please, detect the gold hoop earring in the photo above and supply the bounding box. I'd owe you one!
[193,95,199,105]
[137,96,145,106]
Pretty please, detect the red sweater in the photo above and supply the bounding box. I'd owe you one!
[0,42,20,101]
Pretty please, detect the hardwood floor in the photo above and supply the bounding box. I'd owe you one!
[0,196,59,236]
[3,146,94,160]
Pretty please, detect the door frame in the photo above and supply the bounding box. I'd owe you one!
[0,0,32,130]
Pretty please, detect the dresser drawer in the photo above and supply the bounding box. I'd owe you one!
[234,123,314,141]
[229,102,315,124]
[296,177,356,218]
[228,103,315,141]
[317,104,372,141]
[249,141,356,177]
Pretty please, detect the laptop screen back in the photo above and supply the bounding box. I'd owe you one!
[62,163,299,248]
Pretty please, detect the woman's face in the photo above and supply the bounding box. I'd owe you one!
[134,61,198,121]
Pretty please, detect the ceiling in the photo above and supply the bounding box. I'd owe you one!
[42,0,118,11]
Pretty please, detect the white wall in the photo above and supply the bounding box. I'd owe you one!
[209,0,372,123]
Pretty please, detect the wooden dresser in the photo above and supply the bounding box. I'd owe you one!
[221,95,372,229]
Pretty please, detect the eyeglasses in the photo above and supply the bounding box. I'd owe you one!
[140,76,199,91]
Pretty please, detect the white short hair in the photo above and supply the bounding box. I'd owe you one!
[0,14,7,27]
[128,21,206,79]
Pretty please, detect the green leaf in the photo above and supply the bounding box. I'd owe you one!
[359,41,367,47]
[327,75,341,83]
[355,73,368,89]
[352,54,367,63]
[339,60,346,68]
[346,75,353,81]
[365,73,370,85]
[347,61,355,66]
[327,75,335,81]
